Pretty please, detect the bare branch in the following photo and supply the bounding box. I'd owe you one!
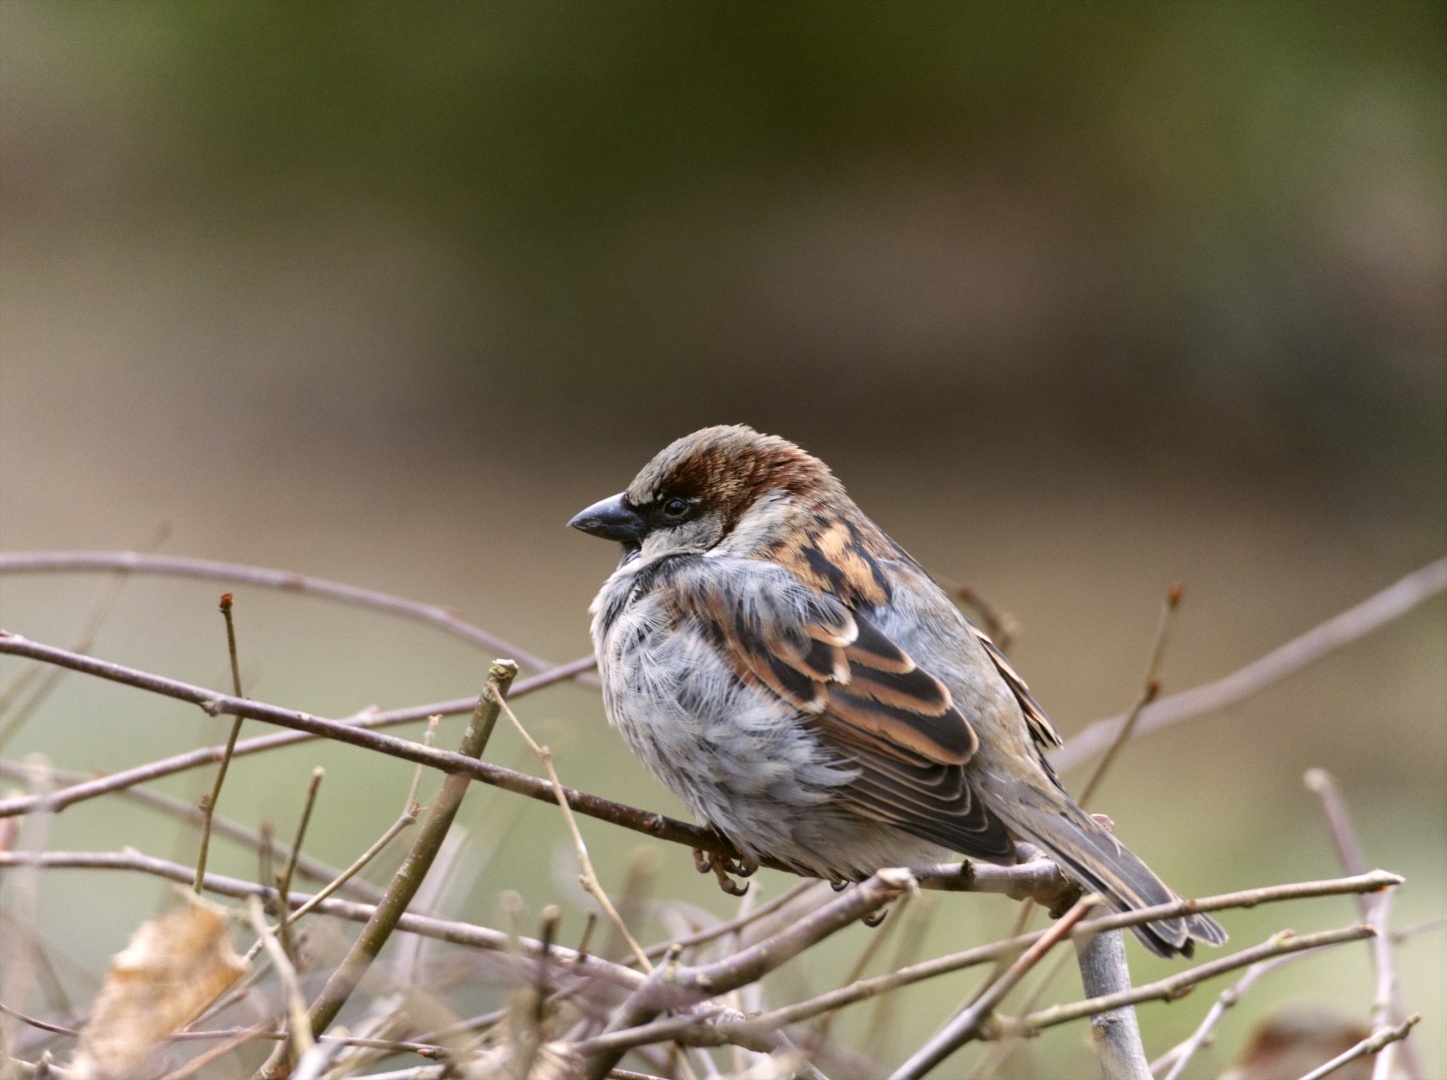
[192,592,246,894]
[498,696,654,972]
[731,871,1398,1035]
[0,661,591,824]
[246,896,314,1061]
[0,759,381,902]
[297,661,517,1055]
[0,550,578,674]
[0,634,1096,909]
[1071,930,1150,1080]
[1003,925,1375,1037]
[0,634,707,848]
[1156,953,1301,1080]
[0,849,648,1006]
[1076,583,1181,807]
[0,525,169,747]
[1303,769,1372,881]
[890,895,1099,1080]
[1391,914,1447,943]
[646,880,819,960]
[576,870,914,1076]
[1304,768,1421,1080]
[1296,1015,1421,1080]
[1053,558,1447,772]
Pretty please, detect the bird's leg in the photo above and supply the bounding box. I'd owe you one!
[693,849,751,896]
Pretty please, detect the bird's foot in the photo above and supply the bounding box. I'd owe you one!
[693,849,754,896]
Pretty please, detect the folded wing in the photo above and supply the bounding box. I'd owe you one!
[668,557,1016,863]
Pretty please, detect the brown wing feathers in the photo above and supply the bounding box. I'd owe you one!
[835,740,1015,859]
[672,561,1012,861]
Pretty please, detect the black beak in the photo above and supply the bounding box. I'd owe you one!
[568,493,647,544]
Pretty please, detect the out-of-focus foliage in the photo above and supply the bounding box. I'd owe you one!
[3,1,1442,493]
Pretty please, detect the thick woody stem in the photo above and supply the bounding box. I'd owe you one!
[1074,930,1151,1080]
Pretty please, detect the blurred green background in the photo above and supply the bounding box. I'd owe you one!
[1,2,1442,1077]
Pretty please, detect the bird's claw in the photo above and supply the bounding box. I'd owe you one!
[693,849,754,896]
[726,856,758,878]
[862,907,888,928]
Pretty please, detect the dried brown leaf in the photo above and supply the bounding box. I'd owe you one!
[70,895,248,1080]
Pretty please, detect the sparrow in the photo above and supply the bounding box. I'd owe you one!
[569,425,1225,957]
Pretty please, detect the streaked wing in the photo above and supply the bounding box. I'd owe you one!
[670,557,1015,862]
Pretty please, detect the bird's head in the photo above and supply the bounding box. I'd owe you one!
[567,424,840,561]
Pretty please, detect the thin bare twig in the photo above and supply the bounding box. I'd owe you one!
[0,525,170,746]
[890,895,1099,1080]
[965,585,1181,1080]
[497,696,653,973]
[951,584,1019,653]
[1296,1014,1421,1080]
[192,593,245,894]
[247,896,315,1061]
[1156,953,1301,1080]
[965,948,1074,1080]
[569,920,1381,1066]
[239,732,433,960]
[1001,925,1375,1037]
[0,1003,77,1038]
[295,660,518,1060]
[273,766,324,965]
[276,767,325,914]
[0,550,572,673]
[1303,768,1421,1080]
[0,850,647,999]
[1391,914,1447,943]
[277,815,414,935]
[728,872,1398,1037]
[0,659,592,824]
[0,759,381,902]
[156,1024,270,1080]
[0,635,721,860]
[1053,558,1447,772]
[1076,583,1182,807]
[647,881,819,961]
[576,871,915,1076]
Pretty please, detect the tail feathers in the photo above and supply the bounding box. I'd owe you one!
[1004,800,1226,958]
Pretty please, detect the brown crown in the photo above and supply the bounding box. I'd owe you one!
[627,425,837,524]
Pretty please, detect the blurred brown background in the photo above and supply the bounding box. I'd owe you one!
[1,2,1443,1076]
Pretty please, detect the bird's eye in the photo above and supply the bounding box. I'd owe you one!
[661,497,690,519]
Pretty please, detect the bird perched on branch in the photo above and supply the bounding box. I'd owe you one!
[569,424,1225,957]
